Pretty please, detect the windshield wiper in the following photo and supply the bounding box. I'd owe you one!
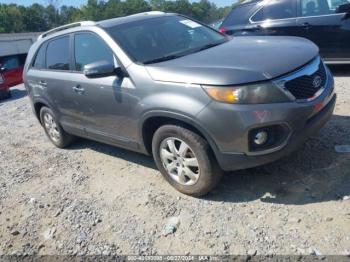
[198,41,224,52]
[143,54,184,64]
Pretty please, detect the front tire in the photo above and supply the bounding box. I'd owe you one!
[152,125,222,197]
[40,106,74,148]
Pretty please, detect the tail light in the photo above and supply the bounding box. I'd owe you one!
[219,27,226,34]
[0,74,4,84]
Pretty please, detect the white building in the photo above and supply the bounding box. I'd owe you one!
[0,32,41,57]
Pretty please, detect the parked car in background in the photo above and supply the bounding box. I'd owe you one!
[24,12,335,196]
[209,18,223,30]
[219,0,350,63]
[0,54,27,99]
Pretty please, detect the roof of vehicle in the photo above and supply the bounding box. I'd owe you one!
[38,11,168,40]
[237,0,263,6]
[98,11,170,28]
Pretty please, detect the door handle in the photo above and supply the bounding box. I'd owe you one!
[72,85,85,94]
[39,80,47,86]
[302,22,311,29]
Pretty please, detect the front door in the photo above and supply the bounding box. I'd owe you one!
[69,32,135,147]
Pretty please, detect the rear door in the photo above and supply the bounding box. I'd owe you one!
[44,35,85,133]
[296,0,350,60]
[26,35,84,134]
[249,0,299,36]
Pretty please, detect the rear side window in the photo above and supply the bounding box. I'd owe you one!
[33,44,46,69]
[252,0,297,21]
[300,0,349,16]
[222,4,258,27]
[46,36,70,71]
[74,33,114,72]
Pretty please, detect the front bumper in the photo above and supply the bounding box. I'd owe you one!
[196,68,336,171]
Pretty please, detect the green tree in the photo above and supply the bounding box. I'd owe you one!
[60,5,82,24]
[0,0,236,33]
[104,0,126,19]
[121,0,151,16]
[80,0,106,21]
[22,4,49,32]
[0,4,24,33]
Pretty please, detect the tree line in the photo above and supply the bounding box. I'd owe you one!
[0,0,238,33]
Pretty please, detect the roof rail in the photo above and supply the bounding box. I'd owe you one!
[38,21,96,40]
[142,11,165,15]
[128,11,165,17]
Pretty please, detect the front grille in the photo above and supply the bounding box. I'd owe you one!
[284,60,327,100]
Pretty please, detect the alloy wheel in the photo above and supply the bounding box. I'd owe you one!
[43,113,61,143]
[159,137,200,185]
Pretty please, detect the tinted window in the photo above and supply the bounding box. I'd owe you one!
[222,4,258,27]
[252,0,296,21]
[301,0,350,16]
[74,33,114,72]
[46,36,70,71]
[105,15,226,64]
[1,56,19,70]
[330,0,350,12]
[33,44,46,69]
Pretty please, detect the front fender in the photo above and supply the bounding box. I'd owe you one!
[138,109,221,156]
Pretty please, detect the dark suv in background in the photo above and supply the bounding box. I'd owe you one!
[220,0,350,63]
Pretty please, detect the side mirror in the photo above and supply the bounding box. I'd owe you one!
[83,60,117,78]
[337,3,350,14]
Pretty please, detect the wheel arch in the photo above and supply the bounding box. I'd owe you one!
[33,98,55,124]
[140,111,219,157]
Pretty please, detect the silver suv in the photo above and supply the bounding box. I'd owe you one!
[24,12,336,196]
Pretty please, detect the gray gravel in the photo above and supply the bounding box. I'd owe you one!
[0,65,350,256]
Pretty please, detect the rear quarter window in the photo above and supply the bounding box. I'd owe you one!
[32,44,46,69]
[221,4,258,27]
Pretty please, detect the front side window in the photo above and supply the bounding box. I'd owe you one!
[252,0,297,21]
[74,33,114,72]
[301,0,350,16]
[105,15,227,64]
[46,36,70,71]
[1,56,20,70]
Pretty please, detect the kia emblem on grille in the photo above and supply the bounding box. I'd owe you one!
[312,75,322,88]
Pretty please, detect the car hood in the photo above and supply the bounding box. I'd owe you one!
[145,36,319,86]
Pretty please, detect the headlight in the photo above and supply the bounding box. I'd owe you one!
[202,82,291,104]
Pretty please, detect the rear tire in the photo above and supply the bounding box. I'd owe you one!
[152,125,222,197]
[40,106,74,148]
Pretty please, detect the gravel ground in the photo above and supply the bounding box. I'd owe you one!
[0,65,349,256]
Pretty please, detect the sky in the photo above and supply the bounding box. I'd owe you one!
[0,0,236,7]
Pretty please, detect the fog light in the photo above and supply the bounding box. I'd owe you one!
[254,131,268,145]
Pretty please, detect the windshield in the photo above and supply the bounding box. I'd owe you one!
[105,15,227,64]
